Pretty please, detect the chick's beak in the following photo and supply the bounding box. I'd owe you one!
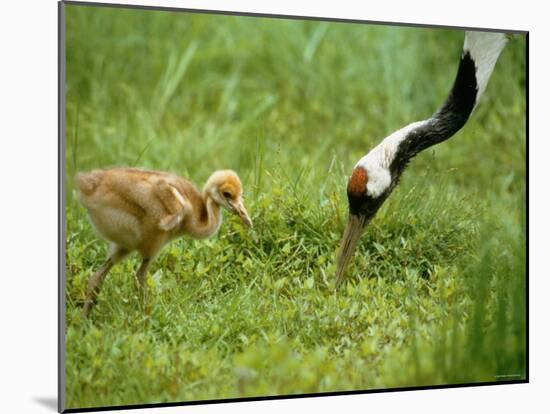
[335,214,367,289]
[229,198,253,228]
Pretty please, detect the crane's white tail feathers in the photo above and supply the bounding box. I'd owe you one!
[464,31,508,105]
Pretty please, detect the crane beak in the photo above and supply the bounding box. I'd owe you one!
[229,199,253,228]
[335,214,367,289]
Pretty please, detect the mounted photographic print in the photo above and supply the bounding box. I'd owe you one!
[59,1,528,412]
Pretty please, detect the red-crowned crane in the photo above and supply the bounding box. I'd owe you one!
[75,168,252,315]
[335,31,509,288]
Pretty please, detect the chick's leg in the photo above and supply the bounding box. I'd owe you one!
[135,256,154,310]
[135,257,152,288]
[83,245,129,316]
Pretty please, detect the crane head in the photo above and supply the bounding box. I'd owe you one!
[206,170,253,228]
[335,166,387,289]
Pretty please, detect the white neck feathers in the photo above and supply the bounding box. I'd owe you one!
[464,31,508,106]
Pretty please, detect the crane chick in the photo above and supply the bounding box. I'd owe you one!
[75,167,253,316]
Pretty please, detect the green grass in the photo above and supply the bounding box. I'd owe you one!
[64,4,527,409]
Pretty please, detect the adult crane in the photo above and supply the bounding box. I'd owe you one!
[335,30,509,288]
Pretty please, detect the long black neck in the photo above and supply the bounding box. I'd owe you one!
[390,51,478,178]
[416,51,478,153]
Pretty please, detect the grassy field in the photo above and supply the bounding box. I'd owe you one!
[63,4,527,410]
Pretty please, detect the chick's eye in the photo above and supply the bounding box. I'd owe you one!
[222,191,232,198]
